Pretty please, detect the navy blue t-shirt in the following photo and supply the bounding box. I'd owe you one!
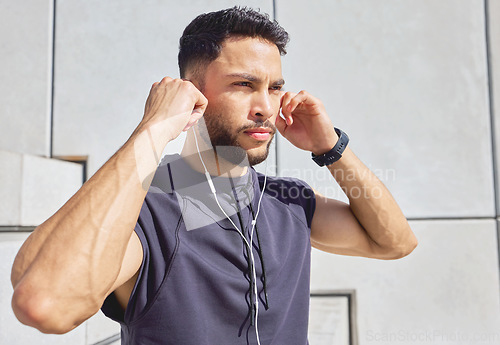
[102,154,316,344]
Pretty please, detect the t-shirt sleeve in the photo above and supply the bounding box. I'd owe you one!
[101,162,179,325]
[100,220,150,324]
[291,178,316,229]
[100,289,125,323]
[263,175,316,229]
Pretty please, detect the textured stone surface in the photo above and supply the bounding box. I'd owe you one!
[53,0,274,178]
[310,219,500,345]
[0,1,52,157]
[276,0,494,218]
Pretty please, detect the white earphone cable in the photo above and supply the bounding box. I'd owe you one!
[192,128,267,345]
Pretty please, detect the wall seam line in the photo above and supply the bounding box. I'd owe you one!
[406,216,496,222]
[18,155,24,226]
[272,0,279,176]
[483,0,500,306]
[49,0,56,158]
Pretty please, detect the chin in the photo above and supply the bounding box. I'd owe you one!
[246,144,271,166]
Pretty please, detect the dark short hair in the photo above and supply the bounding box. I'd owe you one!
[178,6,289,79]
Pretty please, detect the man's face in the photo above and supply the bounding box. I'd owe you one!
[195,36,284,166]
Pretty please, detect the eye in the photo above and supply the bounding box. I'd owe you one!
[270,85,283,92]
[234,81,251,87]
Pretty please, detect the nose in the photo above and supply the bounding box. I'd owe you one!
[250,90,275,121]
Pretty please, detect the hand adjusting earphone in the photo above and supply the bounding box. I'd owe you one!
[192,127,268,345]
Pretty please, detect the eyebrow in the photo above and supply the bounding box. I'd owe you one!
[226,73,285,86]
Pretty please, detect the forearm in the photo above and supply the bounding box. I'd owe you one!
[277,90,416,258]
[327,148,417,256]
[11,123,168,331]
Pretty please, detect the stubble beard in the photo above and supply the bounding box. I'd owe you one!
[200,110,276,167]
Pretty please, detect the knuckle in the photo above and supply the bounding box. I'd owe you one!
[179,80,195,92]
[180,79,192,88]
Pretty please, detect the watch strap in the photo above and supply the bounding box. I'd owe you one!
[311,127,349,166]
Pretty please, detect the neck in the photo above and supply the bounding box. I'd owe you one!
[181,128,249,177]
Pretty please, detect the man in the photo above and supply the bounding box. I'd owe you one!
[11,7,417,345]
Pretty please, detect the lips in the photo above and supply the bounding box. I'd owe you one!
[243,128,273,141]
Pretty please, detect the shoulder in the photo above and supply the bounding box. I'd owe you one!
[257,173,315,204]
[256,172,316,227]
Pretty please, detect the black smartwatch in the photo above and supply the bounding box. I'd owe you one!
[311,127,349,166]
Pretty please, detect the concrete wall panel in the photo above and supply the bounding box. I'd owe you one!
[0,233,86,344]
[0,1,53,157]
[310,219,500,344]
[276,0,494,218]
[1,234,120,344]
[20,154,82,226]
[1,1,499,344]
[0,151,23,225]
[0,151,82,226]
[488,0,500,214]
[53,0,274,177]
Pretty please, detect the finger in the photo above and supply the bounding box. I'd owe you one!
[280,91,294,112]
[148,81,161,97]
[193,89,209,114]
[286,90,309,114]
[275,114,287,135]
[280,91,297,125]
[279,90,286,104]
[183,105,206,130]
[182,85,208,131]
[158,76,173,86]
[190,105,205,123]
[183,110,204,131]
[182,118,199,132]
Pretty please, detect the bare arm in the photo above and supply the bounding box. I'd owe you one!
[311,147,417,259]
[277,90,417,260]
[10,77,207,334]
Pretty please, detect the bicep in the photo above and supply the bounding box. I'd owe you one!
[310,192,378,257]
[106,230,143,298]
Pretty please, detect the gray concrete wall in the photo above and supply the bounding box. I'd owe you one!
[276,0,500,343]
[1,0,499,344]
[51,0,275,177]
